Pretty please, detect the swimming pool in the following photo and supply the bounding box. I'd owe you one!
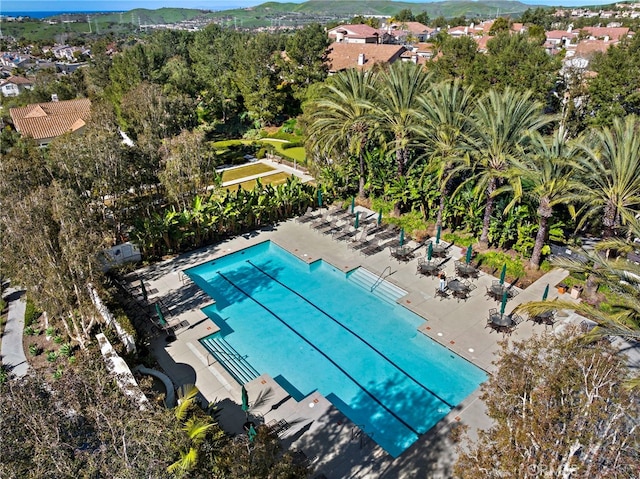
[185,241,486,457]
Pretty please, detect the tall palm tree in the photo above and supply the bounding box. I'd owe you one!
[369,61,432,214]
[306,69,377,198]
[501,129,581,269]
[571,115,640,238]
[463,87,551,247]
[414,79,474,230]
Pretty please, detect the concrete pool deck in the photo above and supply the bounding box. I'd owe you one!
[129,208,591,478]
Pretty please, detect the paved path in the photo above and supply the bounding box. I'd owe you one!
[1,288,30,378]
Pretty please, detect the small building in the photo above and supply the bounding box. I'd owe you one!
[327,24,381,44]
[9,97,91,146]
[0,75,33,97]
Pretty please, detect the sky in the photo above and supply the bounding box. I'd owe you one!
[1,0,618,13]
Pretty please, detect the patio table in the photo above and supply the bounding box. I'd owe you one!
[431,243,448,258]
[418,261,441,276]
[457,263,478,278]
[489,283,515,301]
[490,313,513,327]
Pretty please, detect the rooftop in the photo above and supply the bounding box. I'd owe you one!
[9,98,91,141]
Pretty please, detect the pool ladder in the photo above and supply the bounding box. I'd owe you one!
[352,425,373,449]
[370,265,392,292]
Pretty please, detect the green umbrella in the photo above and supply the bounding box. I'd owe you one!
[427,242,433,261]
[465,245,473,265]
[351,197,355,213]
[317,189,322,207]
[542,283,549,301]
[500,290,508,315]
[155,303,167,326]
[499,264,507,285]
[436,225,441,244]
[399,228,405,247]
[241,385,249,413]
[140,279,147,302]
[377,209,382,225]
[248,423,257,442]
[354,211,360,229]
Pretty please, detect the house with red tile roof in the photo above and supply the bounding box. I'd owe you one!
[327,24,381,44]
[579,26,631,41]
[9,98,91,146]
[0,75,33,97]
[326,43,406,73]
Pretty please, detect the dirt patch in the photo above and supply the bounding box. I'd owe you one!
[262,126,279,135]
[23,314,77,375]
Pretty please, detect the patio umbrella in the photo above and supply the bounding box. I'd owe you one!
[500,290,508,315]
[542,283,549,301]
[465,245,473,265]
[354,211,360,229]
[317,189,322,207]
[377,209,382,225]
[399,228,405,247]
[155,303,167,326]
[248,423,257,442]
[436,225,441,244]
[241,385,250,415]
[140,279,147,302]
[351,197,355,213]
[427,242,433,261]
[499,264,507,285]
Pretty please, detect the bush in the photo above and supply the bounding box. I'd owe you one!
[475,251,526,281]
[46,351,58,362]
[59,343,72,357]
[280,140,304,150]
[29,344,41,356]
[24,326,35,336]
[0,297,6,313]
[24,298,41,327]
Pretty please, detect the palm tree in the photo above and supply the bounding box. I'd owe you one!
[369,61,432,214]
[501,129,581,269]
[571,115,640,239]
[306,69,377,198]
[463,87,551,247]
[414,79,474,230]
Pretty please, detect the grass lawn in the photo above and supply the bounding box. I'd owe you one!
[220,163,275,183]
[223,172,292,191]
[259,139,306,163]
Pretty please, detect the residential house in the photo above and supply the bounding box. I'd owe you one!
[326,43,406,73]
[578,26,631,41]
[386,21,435,43]
[327,24,381,44]
[9,98,91,146]
[0,75,33,97]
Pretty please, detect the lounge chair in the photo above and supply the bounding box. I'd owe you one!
[296,207,320,223]
[360,241,385,256]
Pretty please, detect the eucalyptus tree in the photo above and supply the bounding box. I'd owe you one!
[500,129,581,269]
[462,87,551,247]
[305,68,378,198]
[414,79,474,230]
[570,115,640,239]
[369,61,432,214]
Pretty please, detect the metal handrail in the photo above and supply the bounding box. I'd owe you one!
[371,265,392,292]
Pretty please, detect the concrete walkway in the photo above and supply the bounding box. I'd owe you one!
[127,209,590,478]
[1,288,30,378]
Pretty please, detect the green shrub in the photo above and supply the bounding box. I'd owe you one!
[59,343,72,357]
[115,310,137,341]
[281,140,304,150]
[24,298,41,327]
[475,251,526,281]
[0,297,6,312]
[29,344,41,356]
[442,232,476,247]
[46,351,58,362]
[53,335,64,344]
[24,326,35,336]
[53,367,64,380]
[46,327,55,337]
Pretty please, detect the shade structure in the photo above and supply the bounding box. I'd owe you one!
[542,283,549,301]
[377,209,382,225]
[140,279,147,302]
[436,225,441,244]
[317,189,322,207]
[499,264,507,285]
[241,385,249,413]
[399,228,405,247]
[500,290,508,315]
[427,242,433,261]
[354,211,360,229]
[465,245,473,265]
[351,197,355,213]
[155,303,167,326]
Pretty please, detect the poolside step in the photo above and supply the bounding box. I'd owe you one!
[200,335,260,385]
[347,267,407,304]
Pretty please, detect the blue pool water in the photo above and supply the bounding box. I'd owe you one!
[185,241,486,457]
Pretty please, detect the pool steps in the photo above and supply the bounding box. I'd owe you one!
[200,335,260,385]
[347,267,407,304]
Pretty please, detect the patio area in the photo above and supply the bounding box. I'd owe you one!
[128,205,592,478]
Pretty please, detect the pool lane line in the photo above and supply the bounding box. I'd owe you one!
[216,270,421,437]
[246,260,455,410]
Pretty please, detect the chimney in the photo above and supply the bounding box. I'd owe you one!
[51,93,59,102]
[357,53,365,66]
